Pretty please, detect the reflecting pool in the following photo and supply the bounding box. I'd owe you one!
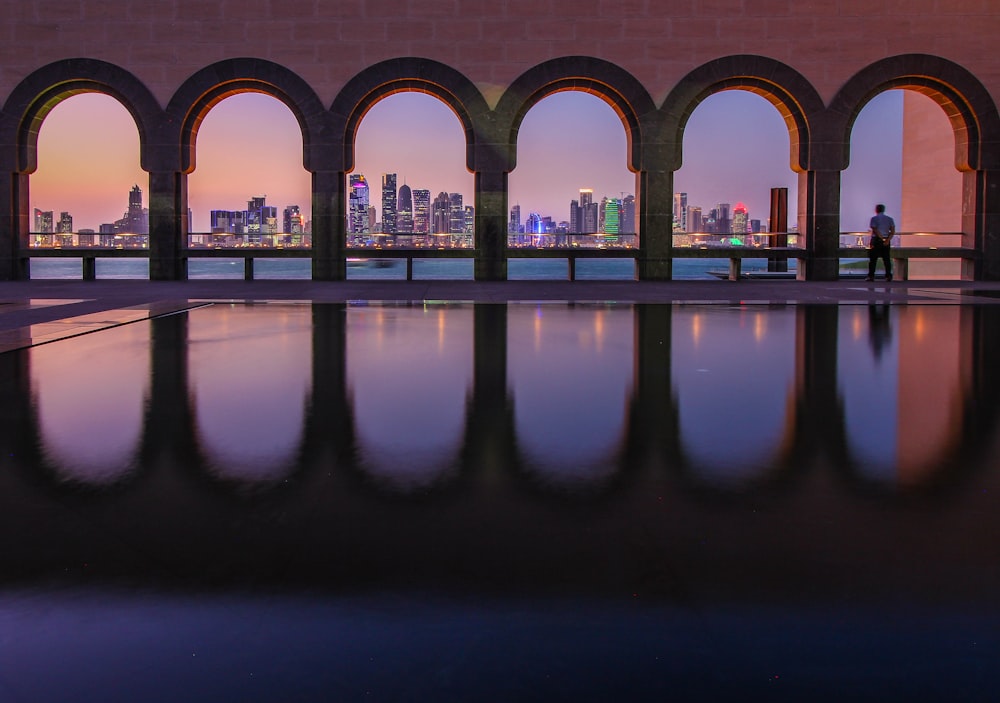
[1,302,998,701]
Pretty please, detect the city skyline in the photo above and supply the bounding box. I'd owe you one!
[29,89,906,235]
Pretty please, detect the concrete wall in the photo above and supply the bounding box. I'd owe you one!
[1,1,997,110]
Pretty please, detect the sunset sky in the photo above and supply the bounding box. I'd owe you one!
[30,89,906,234]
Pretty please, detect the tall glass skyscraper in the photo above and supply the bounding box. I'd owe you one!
[397,183,413,234]
[413,189,430,235]
[381,173,397,234]
[349,174,370,236]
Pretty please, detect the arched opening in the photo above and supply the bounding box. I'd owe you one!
[673,90,799,279]
[186,92,311,279]
[29,93,148,279]
[507,91,636,280]
[349,92,474,280]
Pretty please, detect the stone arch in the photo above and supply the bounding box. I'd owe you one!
[0,58,163,174]
[494,57,656,173]
[660,56,827,173]
[166,58,332,174]
[331,58,489,173]
[829,54,1000,172]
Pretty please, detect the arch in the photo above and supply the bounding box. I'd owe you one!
[166,58,332,174]
[495,57,657,173]
[331,58,490,173]
[830,54,1000,172]
[660,55,826,173]
[0,58,163,174]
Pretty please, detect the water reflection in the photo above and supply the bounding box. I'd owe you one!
[187,304,311,484]
[672,306,797,486]
[5,303,1000,497]
[508,305,633,488]
[30,322,149,485]
[347,304,474,490]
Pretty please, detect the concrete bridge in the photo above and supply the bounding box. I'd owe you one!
[0,1,997,281]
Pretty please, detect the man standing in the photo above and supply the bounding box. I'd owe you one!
[866,203,895,282]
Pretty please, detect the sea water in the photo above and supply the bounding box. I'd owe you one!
[25,257,787,280]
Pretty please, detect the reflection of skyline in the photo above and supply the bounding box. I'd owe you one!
[30,90,904,235]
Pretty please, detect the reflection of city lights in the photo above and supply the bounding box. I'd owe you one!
[913,308,926,342]
[594,310,605,353]
[534,306,543,352]
[438,308,446,352]
[692,314,702,347]
[853,309,863,341]
[754,313,765,342]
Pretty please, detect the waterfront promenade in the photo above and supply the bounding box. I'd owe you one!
[0,278,998,338]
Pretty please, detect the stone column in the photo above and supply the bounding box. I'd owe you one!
[963,169,1000,280]
[474,170,507,281]
[311,170,346,281]
[0,171,30,280]
[148,171,188,281]
[799,170,841,281]
[636,170,673,281]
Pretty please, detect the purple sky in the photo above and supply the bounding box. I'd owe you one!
[30,89,904,234]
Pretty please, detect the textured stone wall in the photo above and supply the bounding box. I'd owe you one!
[1,0,997,109]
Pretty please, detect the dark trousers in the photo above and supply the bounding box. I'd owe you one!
[868,237,892,279]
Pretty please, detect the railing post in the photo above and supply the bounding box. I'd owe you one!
[406,256,414,280]
[567,256,576,281]
[82,256,96,281]
[244,257,254,281]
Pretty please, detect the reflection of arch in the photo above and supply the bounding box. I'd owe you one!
[495,56,656,172]
[660,55,826,172]
[0,58,163,174]
[332,58,490,173]
[829,54,1000,172]
[166,58,333,174]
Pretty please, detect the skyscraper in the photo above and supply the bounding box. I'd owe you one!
[57,212,73,234]
[463,205,475,235]
[579,189,598,233]
[687,206,702,233]
[397,183,413,234]
[732,202,749,235]
[603,197,620,235]
[349,174,370,236]
[620,195,636,234]
[381,173,397,234]
[673,192,687,232]
[413,189,431,235]
[569,199,579,233]
[449,193,464,234]
[509,204,521,233]
[33,209,53,234]
[115,184,148,234]
[283,205,303,234]
[432,192,450,233]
